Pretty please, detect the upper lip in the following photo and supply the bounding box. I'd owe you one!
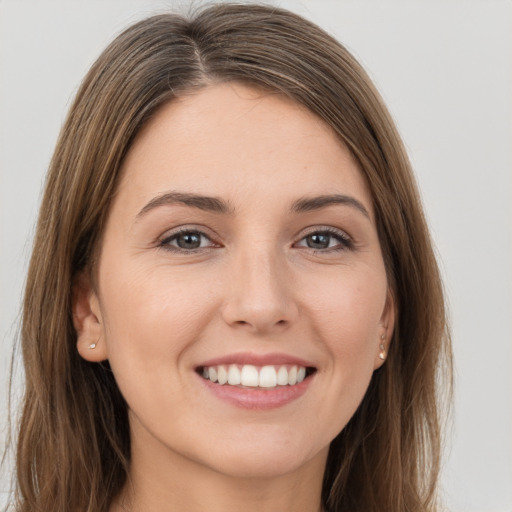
[196,352,316,369]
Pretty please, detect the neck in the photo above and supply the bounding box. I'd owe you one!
[111,418,327,512]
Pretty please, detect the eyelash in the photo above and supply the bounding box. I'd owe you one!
[158,226,354,253]
[159,227,219,253]
[294,227,354,252]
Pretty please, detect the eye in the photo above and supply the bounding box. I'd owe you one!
[160,229,217,252]
[294,229,353,251]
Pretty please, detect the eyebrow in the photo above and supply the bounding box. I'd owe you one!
[136,191,370,220]
[291,194,370,219]
[136,191,234,219]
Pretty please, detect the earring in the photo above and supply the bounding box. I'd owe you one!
[379,334,386,360]
[88,343,97,349]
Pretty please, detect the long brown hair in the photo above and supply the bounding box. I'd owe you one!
[12,4,452,511]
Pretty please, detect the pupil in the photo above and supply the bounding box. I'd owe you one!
[177,233,201,249]
[307,233,329,249]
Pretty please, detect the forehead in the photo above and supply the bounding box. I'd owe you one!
[117,82,373,216]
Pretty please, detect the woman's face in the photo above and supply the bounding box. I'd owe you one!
[76,83,393,480]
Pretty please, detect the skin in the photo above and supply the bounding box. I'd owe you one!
[74,82,394,512]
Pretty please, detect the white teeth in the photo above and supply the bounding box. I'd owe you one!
[208,366,217,383]
[288,365,298,385]
[227,364,241,385]
[276,366,289,386]
[259,366,277,387]
[240,365,259,387]
[201,363,311,388]
[217,365,228,385]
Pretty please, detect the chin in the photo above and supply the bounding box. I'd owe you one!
[190,428,330,480]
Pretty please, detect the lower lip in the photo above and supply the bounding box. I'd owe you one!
[198,374,314,410]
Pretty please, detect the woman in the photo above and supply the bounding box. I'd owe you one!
[12,4,451,511]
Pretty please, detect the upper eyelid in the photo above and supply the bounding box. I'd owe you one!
[157,224,353,245]
[293,226,355,251]
[159,225,217,242]
[297,225,352,240]
[158,228,219,253]
[165,230,212,243]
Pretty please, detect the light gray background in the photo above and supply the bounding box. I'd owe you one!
[1,1,511,511]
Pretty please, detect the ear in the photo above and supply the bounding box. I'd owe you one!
[72,272,108,362]
[373,288,395,370]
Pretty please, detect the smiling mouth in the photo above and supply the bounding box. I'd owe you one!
[197,364,317,389]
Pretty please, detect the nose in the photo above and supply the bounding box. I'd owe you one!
[221,248,299,334]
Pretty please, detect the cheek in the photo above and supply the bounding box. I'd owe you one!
[300,274,385,437]
[96,262,221,434]
[303,266,386,387]
[308,268,385,342]
[98,259,216,373]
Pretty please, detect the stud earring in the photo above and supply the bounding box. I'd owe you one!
[88,343,97,349]
[379,334,386,360]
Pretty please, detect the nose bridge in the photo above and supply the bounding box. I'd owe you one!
[222,241,297,331]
